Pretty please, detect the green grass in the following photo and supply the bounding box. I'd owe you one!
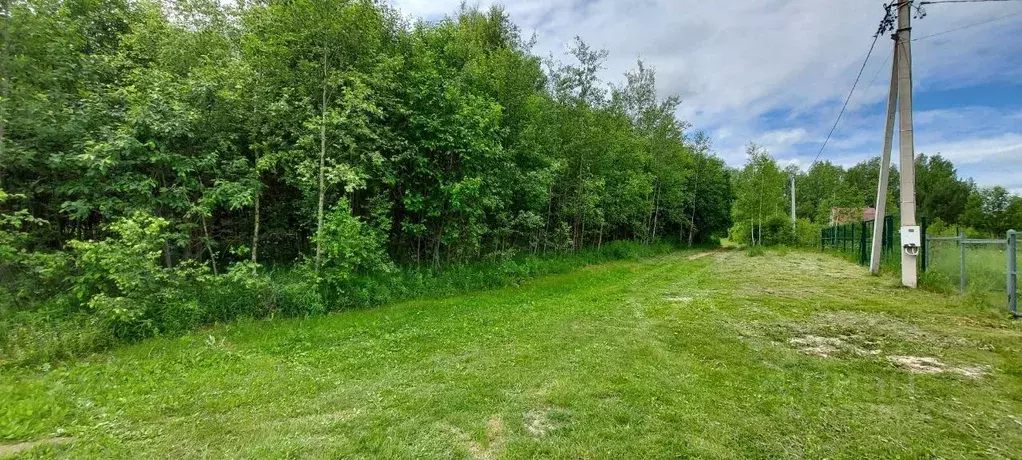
[2,249,1022,458]
[923,241,1017,311]
[0,241,679,367]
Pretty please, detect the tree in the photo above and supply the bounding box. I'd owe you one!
[2,0,737,316]
[915,153,970,225]
[844,156,900,210]
[731,143,786,245]
[961,186,1014,236]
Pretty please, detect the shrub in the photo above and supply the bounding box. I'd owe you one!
[795,218,822,248]
[761,214,795,246]
[267,265,325,317]
[3,235,678,365]
[317,200,395,295]
[68,212,192,339]
[728,221,752,246]
[1,190,71,312]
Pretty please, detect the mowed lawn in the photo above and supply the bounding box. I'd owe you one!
[3,250,1022,458]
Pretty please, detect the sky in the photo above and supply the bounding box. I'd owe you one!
[389,0,1022,195]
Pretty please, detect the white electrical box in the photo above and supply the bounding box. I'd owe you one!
[901,226,921,247]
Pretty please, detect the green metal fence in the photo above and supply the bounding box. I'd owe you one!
[821,215,898,267]
[823,217,1018,316]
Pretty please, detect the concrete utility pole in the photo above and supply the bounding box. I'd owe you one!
[870,48,899,275]
[896,0,918,288]
[790,174,796,230]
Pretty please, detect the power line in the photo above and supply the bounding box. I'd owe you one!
[808,33,882,169]
[809,3,901,169]
[808,0,1017,169]
[862,48,894,101]
[920,0,1022,4]
[913,10,1022,40]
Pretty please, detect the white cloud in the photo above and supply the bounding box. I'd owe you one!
[389,0,1022,191]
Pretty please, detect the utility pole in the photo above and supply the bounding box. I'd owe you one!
[896,0,918,288]
[870,45,899,275]
[790,174,796,230]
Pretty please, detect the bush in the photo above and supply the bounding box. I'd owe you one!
[267,265,325,317]
[2,234,679,366]
[317,200,395,295]
[67,213,192,339]
[728,221,752,246]
[729,215,796,247]
[1,190,71,313]
[761,215,795,246]
[65,212,326,340]
[794,218,822,248]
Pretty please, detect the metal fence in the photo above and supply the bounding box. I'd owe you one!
[821,215,898,267]
[924,228,1018,317]
[822,218,1018,316]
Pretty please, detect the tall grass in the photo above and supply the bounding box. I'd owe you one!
[0,240,687,366]
[921,240,1013,312]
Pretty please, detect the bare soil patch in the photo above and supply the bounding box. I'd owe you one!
[887,355,990,378]
[664,296,693,303]
[788,335,880,357]
[523,408,563,437]
[0,437,72,456]
[450,417,505,460]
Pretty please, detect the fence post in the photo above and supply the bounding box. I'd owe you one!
[959,229,967,293]
[886,215,894,262]
[860,221,868,266]
[843,224,848,253]
[1008,230,1017,317]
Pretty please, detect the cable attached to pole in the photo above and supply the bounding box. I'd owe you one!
[808,3,901,170]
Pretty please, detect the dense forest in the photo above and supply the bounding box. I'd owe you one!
[0,0,734,359]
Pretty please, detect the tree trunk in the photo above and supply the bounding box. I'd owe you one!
[756,166,764,246]
[579,212,586,250]
[575,148,585,251]
[0,0,9,187]
[688,157,701,246]
[315,54,328,274]
[251,186,260,273]
[650,181,660,244]
[758,218,763,246]
[433,220,445,269]
[201,214,218,276]
[541,183,553,254]
[163,242,173,268]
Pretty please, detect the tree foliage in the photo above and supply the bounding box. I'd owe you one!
[0,1,734,327]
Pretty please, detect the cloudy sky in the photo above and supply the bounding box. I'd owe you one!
[390,0,1022,194]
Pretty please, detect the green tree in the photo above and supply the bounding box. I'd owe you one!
[915,153,970,225]
[731,143,786,245]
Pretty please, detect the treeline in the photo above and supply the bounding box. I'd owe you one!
[730,144,1022,246]
[0,0,733,354]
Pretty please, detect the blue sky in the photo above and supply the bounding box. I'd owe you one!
[392,0,1022,194]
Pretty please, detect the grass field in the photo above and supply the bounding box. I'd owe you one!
[2,250,1022,458]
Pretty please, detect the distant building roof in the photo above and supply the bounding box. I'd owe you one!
[830,207,877,225]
